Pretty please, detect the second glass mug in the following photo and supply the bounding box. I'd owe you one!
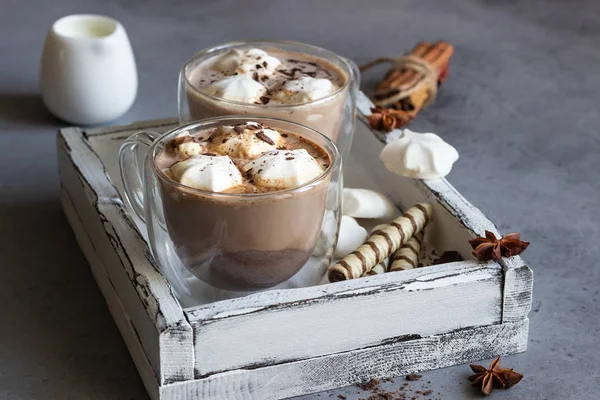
[119,116,342,305]
[178,40,360,161]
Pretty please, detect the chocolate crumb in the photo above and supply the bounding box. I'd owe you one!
[433,251,464,265]
[406,374,422,381]
[259,96,270,105]
[233,125,245,134]
[277,146,287,150]
[221,138,228,143]
[252,71,259,81]
[357,379,380,391]
[255,64,263,69]
[263,61,268,67]
[202,152,216,156]
[285,157,295,160]
[260,75,268,82]
[280,133,289,138]
[256,131,275,145]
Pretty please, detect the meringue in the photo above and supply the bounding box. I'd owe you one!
[206,122,280,159]
[204,74,267,103]
[169,155,242,192]
[380,129,459,179]
[242,149,324,189]
[274,76,334,104]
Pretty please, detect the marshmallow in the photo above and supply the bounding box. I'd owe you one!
[334,216,368,258]
[313,210,338,257]
[242,149,324,190]
[210,48,281,76]
[380,129,459,180]
[169,155,242,192]
[210,49,244,74]
[236,48,281,75]
[204,74,267,103]
[274,76,334,104]
[207,122,280,159]
[342,188,397,219]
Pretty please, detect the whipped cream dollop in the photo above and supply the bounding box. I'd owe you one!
[274,76,335,104]
[210,48,281,76]
[206,122,281,159]
[169,155,242,192]
[204,74,267,103]
[242,149,324,189]
[380,129,459,179]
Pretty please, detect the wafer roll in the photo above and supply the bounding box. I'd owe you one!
[389,231,423,271]
[328,203,432,282]
[363,261,387,276]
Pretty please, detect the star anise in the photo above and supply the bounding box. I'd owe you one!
[366,106,413,132]
[468,231,530,262]
[467,356,524,396]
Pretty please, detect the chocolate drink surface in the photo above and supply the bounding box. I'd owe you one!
[155,122,331,291]
[184,47,350,142]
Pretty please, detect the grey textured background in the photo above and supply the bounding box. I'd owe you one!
[1,0,598,399]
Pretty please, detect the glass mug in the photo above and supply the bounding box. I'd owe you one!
[178,40,360,161]
[119,116,342,305]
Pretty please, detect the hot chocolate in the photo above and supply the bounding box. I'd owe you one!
[154,121,332,290]
[183,47,350,142]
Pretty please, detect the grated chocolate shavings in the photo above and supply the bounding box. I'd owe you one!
[256,130,275,145]
[233,125,245,133]
[252,72,259,81]
[259,96,270,104]
[280,133,289,138]
[285,157,295,160]
[255,64,263,69]
[202,152,216,156]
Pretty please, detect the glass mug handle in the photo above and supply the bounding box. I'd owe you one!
[118,130,161,222]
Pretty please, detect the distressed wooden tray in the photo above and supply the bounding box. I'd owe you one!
[57,92,533,400]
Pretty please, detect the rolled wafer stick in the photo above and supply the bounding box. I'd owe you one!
[389,231,424,272]
[328,203,432,282]
[363,261,387,276]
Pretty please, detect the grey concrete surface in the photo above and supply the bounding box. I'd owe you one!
[1,0,598,399]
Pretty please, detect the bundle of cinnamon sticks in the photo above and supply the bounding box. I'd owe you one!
[364,41,454,132]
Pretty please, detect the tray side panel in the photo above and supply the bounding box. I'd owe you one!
[61,188,160,400]
[190,263,503,376]
[502,262,533,323]
[161,319,528,400]
[58,129,194,385]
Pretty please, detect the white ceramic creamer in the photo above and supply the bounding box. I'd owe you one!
[41,14,137,125]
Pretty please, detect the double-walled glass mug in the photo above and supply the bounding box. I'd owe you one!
[178,40,360,161]
[118,116,342,305]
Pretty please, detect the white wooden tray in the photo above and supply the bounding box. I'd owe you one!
[57,92,533,400]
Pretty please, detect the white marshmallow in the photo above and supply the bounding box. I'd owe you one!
[169,155,242,192]
[210,48,281,76]
[210,49,244,74]
[177,141,204,158]
[342,188,397,219]
[380,129,459,180]
[274,76,334,104]
[242,149,324,190]
[207,123,280,159]
[334,216,368,258]
[204,74,267,103]
[313,210,338,257]
[236,48,281,75]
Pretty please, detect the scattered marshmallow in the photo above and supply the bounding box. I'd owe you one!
[342,188,397,219]
[334,215,368,258]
